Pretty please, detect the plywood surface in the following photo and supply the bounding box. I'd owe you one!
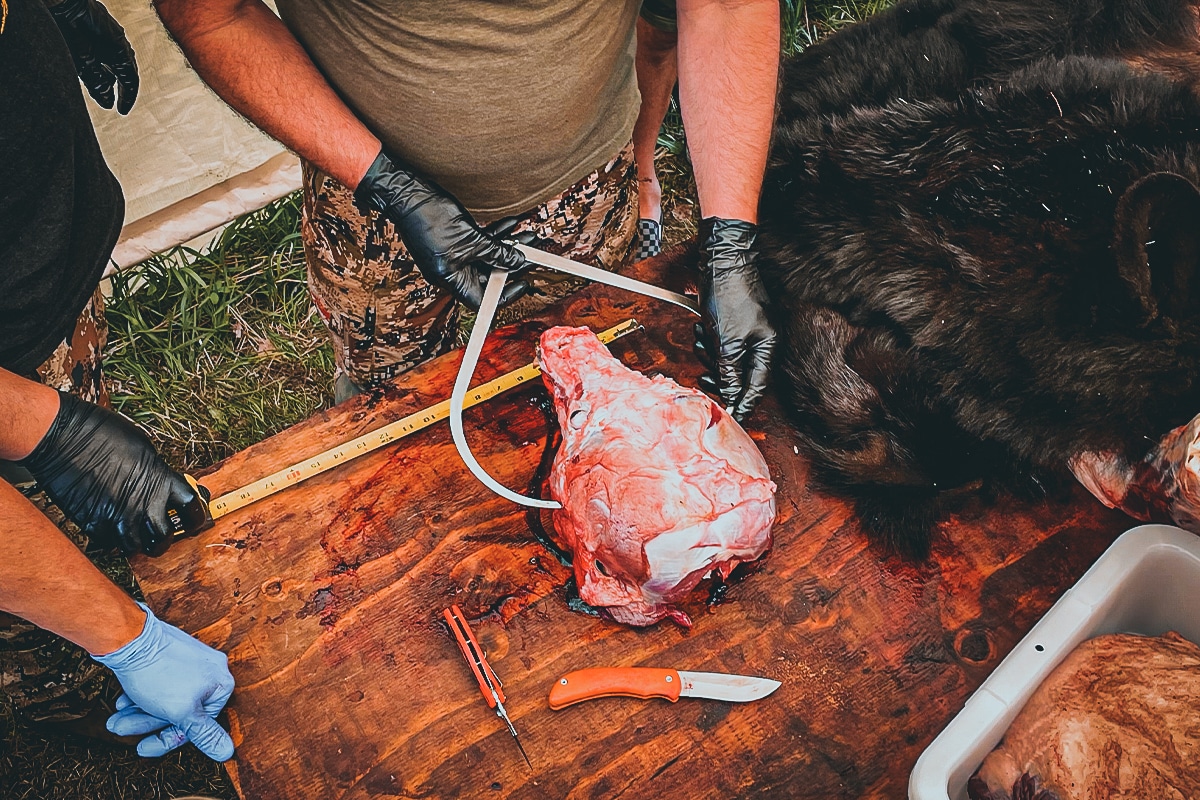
[133,254,1133,800]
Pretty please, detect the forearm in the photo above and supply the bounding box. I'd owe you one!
[0,367,60,461]
[154,0,379,188]
[676,0,779,223]
[0,479,145,655]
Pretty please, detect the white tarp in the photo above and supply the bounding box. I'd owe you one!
[88,0,300,270]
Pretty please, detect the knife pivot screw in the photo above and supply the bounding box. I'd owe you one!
[665,676,673,682]
[560,679,568,685]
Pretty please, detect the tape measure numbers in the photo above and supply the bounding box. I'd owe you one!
[173,319,643,537]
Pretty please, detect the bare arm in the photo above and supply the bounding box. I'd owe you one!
[0,368,144,655]
[153,0,380,188]
[676,0,779,223]
[0,367,59,461]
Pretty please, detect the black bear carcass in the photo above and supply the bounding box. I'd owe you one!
[757,0,1200,557]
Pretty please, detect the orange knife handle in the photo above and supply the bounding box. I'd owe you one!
[548,668,682,710]
[443,605,505,707]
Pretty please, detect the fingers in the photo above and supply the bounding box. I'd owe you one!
[692,323,716,372]
[143,481,185,556]
[482,216,521,240]
[716,345,746,410]
[499,280,530,308]
[450,250,523,309]
[112,57,139,114]
[505,230,539,248]
[107,707,170,737]
[693,323,774,422]
[444,267,516,310]
[113,702,235,761]
[733,384,767,423]
[488,240,527,272]
[148,472,202,554]
[79,59,117,110]
[166,472,198,508]
[448,271,485,311]
[474,227,527,273]
[101,18,138,114]
[142,473,191,556]
[137,725,189,758]
[183,714,236,762]
[200,673,236,718]
[101,613,237,763]
[732,338,775,422]
[491,227,537,280]
[141,513,172,557]
[488,222,538,273]
[692,324,722,399]
[112,518,141,556]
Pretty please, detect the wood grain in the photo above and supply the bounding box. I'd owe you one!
[133,252,1133,800]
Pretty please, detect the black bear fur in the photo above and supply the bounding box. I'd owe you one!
[758,0,1200,557]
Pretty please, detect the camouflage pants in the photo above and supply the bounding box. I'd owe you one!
[302,142,639,388]
[0,287,117,723]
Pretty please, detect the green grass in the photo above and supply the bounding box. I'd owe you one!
[104,195,335,473]
[791,0,897,49]
[3,3,895,797]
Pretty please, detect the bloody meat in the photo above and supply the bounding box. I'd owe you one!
[1070,411,1200,533]
[537,326,777,627]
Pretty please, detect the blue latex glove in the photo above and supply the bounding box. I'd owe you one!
[93,604,236,760]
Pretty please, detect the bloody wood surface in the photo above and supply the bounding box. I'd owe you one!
[133,253,1134,800]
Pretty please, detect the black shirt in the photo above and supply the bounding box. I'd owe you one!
[0,0,123,375]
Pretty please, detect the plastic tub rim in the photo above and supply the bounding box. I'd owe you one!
[908,524,1199,800]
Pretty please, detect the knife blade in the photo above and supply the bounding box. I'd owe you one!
[548,667,781,709]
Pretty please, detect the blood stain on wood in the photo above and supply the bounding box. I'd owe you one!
[132,251,1135,800]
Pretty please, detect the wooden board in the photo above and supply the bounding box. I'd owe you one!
[133,253,1133,800]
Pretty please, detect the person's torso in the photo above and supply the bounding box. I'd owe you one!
[276,0,642,218]
[0,0,124,375]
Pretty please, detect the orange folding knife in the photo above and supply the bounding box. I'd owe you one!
[548,667,781,710]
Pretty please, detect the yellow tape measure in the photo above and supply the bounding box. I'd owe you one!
[172,319,642,537]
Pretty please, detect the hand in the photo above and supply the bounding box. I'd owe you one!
[693,218,777,422]
[354,150,529,310]
[49,0,139,114]
[17,392,196,556]
[95,604,236,761]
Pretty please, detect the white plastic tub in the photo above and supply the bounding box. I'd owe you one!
[909,524,1200,800]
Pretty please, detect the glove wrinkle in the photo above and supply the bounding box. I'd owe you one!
[95,604,235,761]
[355,150,528,310]
[49,0,138,114]
[695,218,777,421]
[17,392,194,555]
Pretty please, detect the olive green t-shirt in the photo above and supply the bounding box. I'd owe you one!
[276,0,642,220]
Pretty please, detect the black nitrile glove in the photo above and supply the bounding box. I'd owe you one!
[49,0,139,115]
[354,150,529,310]
[17,393,195,556]
[693,218,777,422]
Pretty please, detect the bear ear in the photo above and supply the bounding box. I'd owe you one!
[1112,172,1200,324]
